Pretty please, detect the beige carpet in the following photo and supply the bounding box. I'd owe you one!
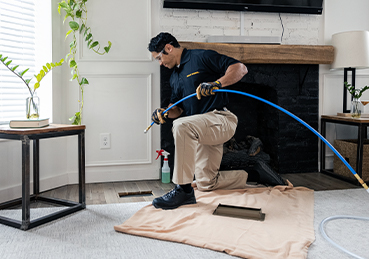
[114,183,315,259]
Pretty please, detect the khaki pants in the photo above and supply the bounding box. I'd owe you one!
[172,109,248,191]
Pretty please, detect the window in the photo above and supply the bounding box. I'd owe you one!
[0,0,36,124]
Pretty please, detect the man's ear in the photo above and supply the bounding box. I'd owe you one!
[166,44,173,53]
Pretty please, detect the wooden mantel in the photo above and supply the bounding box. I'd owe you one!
[180,42,334,65]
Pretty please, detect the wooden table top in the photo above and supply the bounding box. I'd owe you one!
[321,115,369,124]
[0,124,86,135]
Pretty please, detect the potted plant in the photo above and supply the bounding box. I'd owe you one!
[0,54,63,119]
[344,82,369,118]
[58,0,112,125]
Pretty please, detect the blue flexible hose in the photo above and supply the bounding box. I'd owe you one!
[144,89,369,192]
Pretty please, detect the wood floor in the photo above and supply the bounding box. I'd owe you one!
[33,172,359,207]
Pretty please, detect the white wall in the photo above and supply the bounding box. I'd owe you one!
[1,0,369,202]
[60,0,162,184]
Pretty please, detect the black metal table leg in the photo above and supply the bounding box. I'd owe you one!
[78,131,86,207]
[33,139,40,195]
[320,119,326,172]
[356,124,366,178]
[21,135,31,230]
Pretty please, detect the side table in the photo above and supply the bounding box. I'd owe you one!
[320,115,369,183]
[0,124,86,230]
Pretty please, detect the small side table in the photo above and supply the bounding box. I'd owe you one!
[0,124,86,230]
[320,115,369,182]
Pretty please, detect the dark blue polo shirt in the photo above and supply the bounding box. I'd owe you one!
[169,48,240,116]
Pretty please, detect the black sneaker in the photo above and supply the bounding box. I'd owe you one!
[152,185,196,210]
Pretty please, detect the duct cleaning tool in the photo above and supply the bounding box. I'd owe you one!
[156,149,171,183]
[144,89,369,192]
[213,204,265,221]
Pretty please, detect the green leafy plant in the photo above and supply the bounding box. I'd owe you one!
[58,0,112,125]
[344,82,369,99]
[0,53,64,118]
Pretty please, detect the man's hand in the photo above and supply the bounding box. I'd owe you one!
[152,108,168,124]
[196,81,222,100]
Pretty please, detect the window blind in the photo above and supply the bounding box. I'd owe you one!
[0,0,36,124]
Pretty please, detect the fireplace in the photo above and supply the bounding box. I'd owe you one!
[159,42,334,175]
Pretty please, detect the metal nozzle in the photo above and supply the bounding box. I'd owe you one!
[144,124,153,133]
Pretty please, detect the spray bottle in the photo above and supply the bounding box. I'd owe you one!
[156,149,171,183]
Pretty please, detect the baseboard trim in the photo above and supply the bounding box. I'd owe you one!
[0,174,69,203]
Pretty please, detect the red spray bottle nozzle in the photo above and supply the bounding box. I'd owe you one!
[156,149,164,160]
[156,149,170,160]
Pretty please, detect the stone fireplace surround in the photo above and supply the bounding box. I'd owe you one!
[160,42,334,175]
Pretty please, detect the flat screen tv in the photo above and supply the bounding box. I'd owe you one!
[163,0,323,15]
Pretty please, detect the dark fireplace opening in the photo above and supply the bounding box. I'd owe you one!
[160,64,319,176]
[224,82,279,170]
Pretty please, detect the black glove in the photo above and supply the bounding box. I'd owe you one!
[196,81,222,100]
[152,108,168,124]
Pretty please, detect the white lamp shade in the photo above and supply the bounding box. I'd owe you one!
[331,31,369,69]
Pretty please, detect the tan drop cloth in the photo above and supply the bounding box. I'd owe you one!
[114,183,315,259]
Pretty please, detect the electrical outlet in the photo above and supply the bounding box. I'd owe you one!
[100,133,110,149]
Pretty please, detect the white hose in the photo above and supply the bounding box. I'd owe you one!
[319,215,369,259]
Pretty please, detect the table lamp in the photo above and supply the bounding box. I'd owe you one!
[331,31,369,113]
